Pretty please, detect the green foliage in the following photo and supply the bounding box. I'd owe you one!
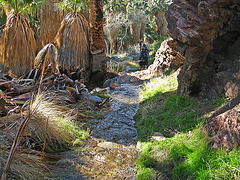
[103,0,172,54]
[55,117,89,146]
[170,132,240,180]
[212,96,227,107]
[145,0,172,15]
[141,76,178,101]
[58,0,89,12]
[0,0,39,13]
[103,0,126,13]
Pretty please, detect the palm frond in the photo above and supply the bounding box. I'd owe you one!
[38,0,64,49]
[0,12,37,77]
[54,12,90,82]
[58,0,89,13]
[34,43,59,73]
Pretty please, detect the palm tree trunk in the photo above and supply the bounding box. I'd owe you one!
[154,10,168,36]
[89,0,106,80]
[130,23,141,44]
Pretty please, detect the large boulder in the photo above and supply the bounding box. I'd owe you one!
[166,0,240,99]
[149,38,186,76]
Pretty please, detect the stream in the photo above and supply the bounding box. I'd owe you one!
[49,81,142,179]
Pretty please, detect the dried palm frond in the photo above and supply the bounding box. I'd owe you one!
[0,12,37,77]
[0,148,49,180]
[34,43,59,73]
[54,12,90,82]
[38,0,64,50]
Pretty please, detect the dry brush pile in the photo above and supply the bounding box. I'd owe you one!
[0,85,92,179]
[0,57,95,179]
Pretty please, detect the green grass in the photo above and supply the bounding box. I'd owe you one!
[135,73,240,180]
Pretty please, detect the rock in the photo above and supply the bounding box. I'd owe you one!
[166,0,240,98]
[81,93,104,105]
[225,82,239,99]
[97,141,120,149]
[90,87,108,94]
[206,105,240,149]
[109,83,119,90]
[103,74,143,88]
[149,38,186,77]
[151,132,166,141]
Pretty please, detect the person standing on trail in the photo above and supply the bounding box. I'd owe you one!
[139,44,150,70]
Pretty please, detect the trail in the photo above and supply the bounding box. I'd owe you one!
[50,75,143,179]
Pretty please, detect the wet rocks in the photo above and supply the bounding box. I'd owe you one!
[91,83,140,145]
[103,74,143,88]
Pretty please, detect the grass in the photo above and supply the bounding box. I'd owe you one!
[108,60,126,72]
[135,72,240,180]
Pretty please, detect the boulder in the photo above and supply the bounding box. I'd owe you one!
[148,38,186,77]
[166,0,240,99]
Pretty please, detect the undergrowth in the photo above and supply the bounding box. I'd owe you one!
[135,72,240,180]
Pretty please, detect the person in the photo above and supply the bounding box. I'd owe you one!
[139,44,150,70]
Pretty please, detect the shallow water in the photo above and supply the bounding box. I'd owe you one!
[50,83,141,179]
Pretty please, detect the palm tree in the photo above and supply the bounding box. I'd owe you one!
[146,0,172,36]
[0,0,37,77]
[54,0,91,82]
[38,0,64,50]
[127,0,147,45]
[103,0,127,53]
[89,0,106,80]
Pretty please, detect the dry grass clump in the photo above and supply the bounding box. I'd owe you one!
[28,92,80,152]
[34,43,59,73]
[0,12,37,77]
[54,12,90,81]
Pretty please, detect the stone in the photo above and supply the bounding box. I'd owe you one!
[90,87,108,94]
[149,38,186,77]
[166,0,240,98]
[151,132,166,141]
[81,93,104,105]
[109,83,119,90]
[206,105,240,149]
[97,141,121,149]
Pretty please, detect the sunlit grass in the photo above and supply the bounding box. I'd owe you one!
[135,73,240,180]
[141,76,178,102]
[107,60,125,72]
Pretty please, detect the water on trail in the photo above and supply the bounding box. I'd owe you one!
[50,83,141,179]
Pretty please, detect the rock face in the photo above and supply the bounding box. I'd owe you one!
[150,38,186,76]
[207,107,240,149]
[166,0,240,99]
